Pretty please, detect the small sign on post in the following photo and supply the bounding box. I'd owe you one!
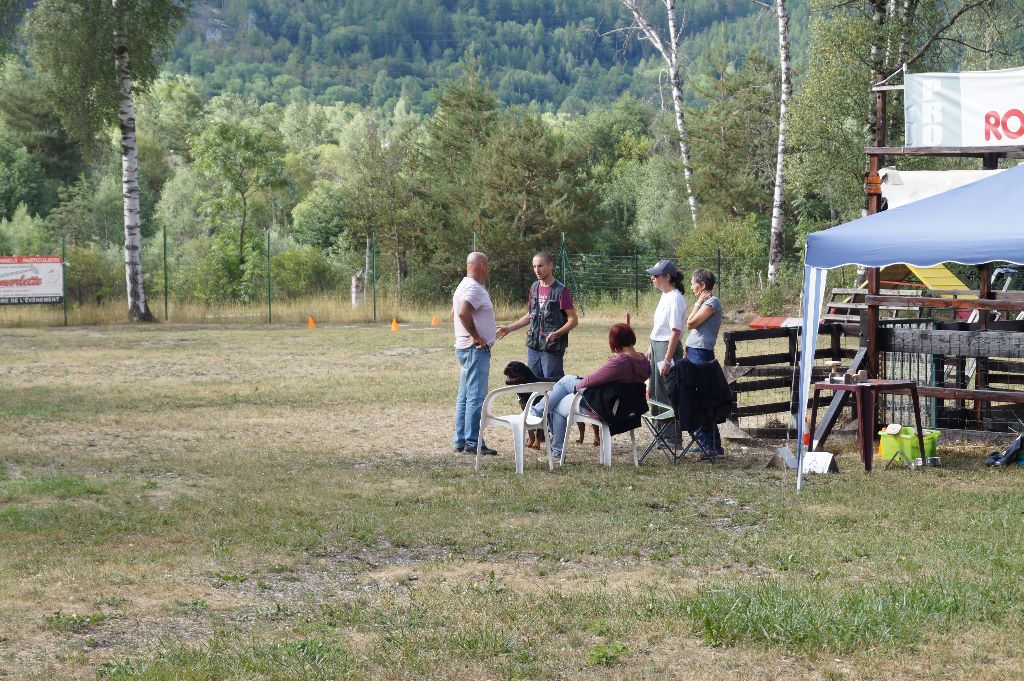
[0,256,64,306]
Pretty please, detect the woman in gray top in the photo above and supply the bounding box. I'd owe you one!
[685,267,724,457]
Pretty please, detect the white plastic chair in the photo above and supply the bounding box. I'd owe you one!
[561,391,639,468]
[476,382,555,474]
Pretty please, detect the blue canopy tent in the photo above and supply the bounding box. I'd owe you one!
[795,163,1024,490]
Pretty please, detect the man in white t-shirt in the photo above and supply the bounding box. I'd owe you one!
[452,252,498,456]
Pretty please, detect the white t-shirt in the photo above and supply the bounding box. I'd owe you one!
[650,289,687,342]
[452,276,497,350]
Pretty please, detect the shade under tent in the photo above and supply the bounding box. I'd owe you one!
[795,163,1024,490]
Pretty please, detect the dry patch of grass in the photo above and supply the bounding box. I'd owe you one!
[1,321,1023,679]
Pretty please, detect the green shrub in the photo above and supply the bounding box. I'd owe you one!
[679,214,767,267]
[0,203,53,256]
[756,284,786,317]
[65,245,123,305]
[271,246,340,299]
[171,231,268,303]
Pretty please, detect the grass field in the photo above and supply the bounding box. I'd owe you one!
[1,318,1022,680]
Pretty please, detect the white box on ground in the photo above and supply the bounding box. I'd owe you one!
[801,451,839,474]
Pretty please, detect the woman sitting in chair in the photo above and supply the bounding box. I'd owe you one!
[533,323,650,460]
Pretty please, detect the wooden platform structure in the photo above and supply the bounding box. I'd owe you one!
[860,81,1024,433]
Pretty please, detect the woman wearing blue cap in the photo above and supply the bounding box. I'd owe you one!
[646,259,687,441]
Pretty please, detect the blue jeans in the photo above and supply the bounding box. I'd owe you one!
[527,348,565,381]
[686,346,722,455]
[454,346,490,449]
[532,375,581,455]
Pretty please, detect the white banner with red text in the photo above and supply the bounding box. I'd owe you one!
[905,67,1024,148]
[0,256,64,305]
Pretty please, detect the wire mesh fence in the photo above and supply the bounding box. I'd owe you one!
[561,250,748,313]
[1,236,760,326]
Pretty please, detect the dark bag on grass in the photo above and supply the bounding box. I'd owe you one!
[983,432,1024,466]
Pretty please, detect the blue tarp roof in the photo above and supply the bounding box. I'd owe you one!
[805,162,1024,269]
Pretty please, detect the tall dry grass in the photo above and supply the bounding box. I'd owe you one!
[0,290,667,328]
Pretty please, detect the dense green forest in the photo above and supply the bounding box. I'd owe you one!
[1,0,1021,317]
[167,0,808,112]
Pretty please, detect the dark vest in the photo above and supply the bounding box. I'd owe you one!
[581,382,648,435]
[526,279,569,354]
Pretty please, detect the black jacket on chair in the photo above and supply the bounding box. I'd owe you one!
[666,359,733,433]
[580,382,649,435]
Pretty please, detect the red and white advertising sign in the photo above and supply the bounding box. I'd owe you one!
[0,256,65,305]
[905,66,1024,147]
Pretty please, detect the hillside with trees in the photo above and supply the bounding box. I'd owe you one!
[167,0,808,112]
[1,0,1021,321]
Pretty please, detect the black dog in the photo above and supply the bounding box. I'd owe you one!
[503,361,599,450]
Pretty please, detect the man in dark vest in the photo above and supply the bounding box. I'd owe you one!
[496,251,578,380]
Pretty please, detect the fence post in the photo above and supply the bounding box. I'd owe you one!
[560,232,567,277]
[371,229,377,323]
[163,222,169,321]
[560,233,581,314]
[61,233,67,327]
[724,331,736,366]
[717,248,723,304]
[633,249,639,311]
[266,228,272,324]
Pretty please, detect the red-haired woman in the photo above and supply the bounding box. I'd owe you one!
[532,323,650,460]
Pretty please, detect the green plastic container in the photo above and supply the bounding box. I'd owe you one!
[876,428,937,458]
[877,426,939,461]
[900,428,939,459]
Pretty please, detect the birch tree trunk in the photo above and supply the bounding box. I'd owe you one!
[622,0,698,227]
[767,0,791,282]
[113,0,153,322]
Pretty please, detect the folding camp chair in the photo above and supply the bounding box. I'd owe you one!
[639,399,681,464]
[639,399,717,464]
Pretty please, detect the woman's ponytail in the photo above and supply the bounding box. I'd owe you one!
[670,272,686,295]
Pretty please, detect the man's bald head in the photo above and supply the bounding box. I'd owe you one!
[466,252,489,283]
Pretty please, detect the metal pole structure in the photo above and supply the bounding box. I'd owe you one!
[472,230,477,252]
[61,233,67,327]
[717,248,723,304]
[560,232,567,278]
[371,230,377,323]
[266,228,272,324]
[633,249,639,311]
[163,222,169,321]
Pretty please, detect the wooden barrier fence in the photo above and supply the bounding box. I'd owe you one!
[723,324,858,438]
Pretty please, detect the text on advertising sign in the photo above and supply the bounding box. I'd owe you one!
[0,256,65,306]
[905,66,1024,148]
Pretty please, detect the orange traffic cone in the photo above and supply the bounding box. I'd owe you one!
[431,314,439,327]
[307,315,315,329]
[391,318,398,332]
